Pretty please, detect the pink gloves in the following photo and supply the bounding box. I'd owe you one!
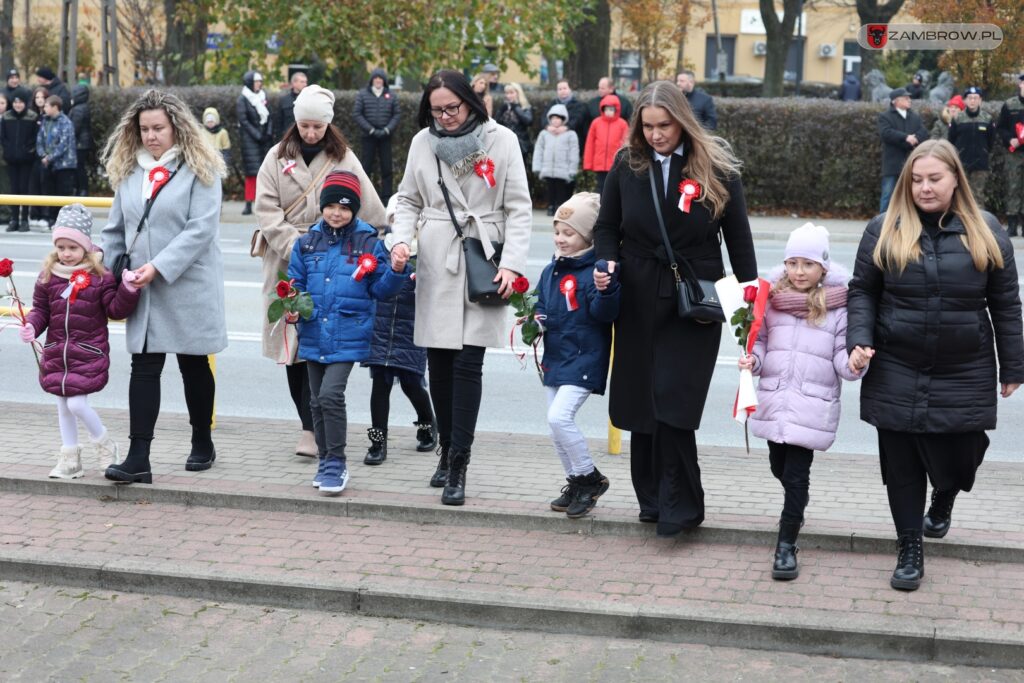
[121,269,140,293]
[19,323,35,343]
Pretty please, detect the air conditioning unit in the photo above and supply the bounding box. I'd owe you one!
[753,41,768,56]
[818,43,836,58]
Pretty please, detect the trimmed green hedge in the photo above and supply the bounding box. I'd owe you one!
[87,87,1011,217]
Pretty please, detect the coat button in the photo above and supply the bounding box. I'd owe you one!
[320,356,325,361]
[582,374,588,380]
[325,277,331,282]
[323,318,328,322]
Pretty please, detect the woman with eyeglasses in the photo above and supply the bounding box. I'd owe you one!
[390,70,532,506]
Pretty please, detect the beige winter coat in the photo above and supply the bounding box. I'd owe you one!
[255,142,386,362]
[392,119,532,349]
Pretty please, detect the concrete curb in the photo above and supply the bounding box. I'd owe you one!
[2,475,1021,564]
[0,551,1020,669]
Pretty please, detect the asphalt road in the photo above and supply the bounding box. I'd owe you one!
[3,217,1023,462]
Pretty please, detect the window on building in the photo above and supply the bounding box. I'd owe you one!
[704,36,736,79]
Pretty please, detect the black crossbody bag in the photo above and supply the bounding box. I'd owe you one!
[436,157,506,306]
[112,167,179,284]
[648,164,725,323]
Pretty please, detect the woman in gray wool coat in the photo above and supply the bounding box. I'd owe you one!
[100,89,228,484]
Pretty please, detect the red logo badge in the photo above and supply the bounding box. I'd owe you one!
[866,24,888,49]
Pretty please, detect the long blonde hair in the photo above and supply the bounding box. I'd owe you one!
[771,273,828,326]
[625,81,741,219]
[503,82,530,110]
[101,89,227,189]
[874,139,1002,273]
[40,251,106,284]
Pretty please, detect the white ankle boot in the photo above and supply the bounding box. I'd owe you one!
[91,431,120,470]
[50,446,84,479]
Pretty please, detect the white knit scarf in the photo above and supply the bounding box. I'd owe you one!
[242,85,270,125]
[136,146,180,201]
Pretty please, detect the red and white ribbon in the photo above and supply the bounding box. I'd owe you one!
[148,166,171,199]
[559,274,579,311]
[1014,123,1024,152]
[67,270,91,304]
[281,159,297,175]
[352,253,378,282]
[474,158,496,188]
[678,179,701,213]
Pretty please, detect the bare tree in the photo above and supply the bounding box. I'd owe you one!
[119,0,165,84]
[0,0,14,74]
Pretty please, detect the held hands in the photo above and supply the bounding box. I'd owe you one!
[120,269,140,293]
[131,263,160,288]
[390,245,409,272]
[848,345,875,373]
[19,323,35,343]
[737,354,754,371]
[494,268,518,299]
[1001,383,1020,398]
[593,261,617,292]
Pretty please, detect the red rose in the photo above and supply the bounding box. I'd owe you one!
[743,285,758,303]
[276,280,291,298]
[512,276,530,294]
[0,258,12,278]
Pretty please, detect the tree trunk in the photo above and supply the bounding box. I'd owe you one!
[564,0,610,90]
[163,0,208,85]
[0,0,14,75]
[856,0,905,99]
[760,0,801,97]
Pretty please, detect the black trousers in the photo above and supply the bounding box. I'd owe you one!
[595,171,608,195]
[427,346,485,453]
[6,162,33,223]
[28,160,42,219]
[630,423,705,528]
[129,353,215,443]
[285,362,314,431]
[75,149,94,196]
[545,178,572,211]
[360,134,394,203]
[39,166,75,221]
[370,371,434,429]
[767,441,814,526]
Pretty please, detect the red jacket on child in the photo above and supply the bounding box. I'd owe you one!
[584,95,629,173]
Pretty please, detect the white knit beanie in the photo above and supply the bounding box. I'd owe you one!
[293,85,335,124]
[785,222,831,270]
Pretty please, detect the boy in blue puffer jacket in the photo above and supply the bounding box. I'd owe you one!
[535,192,620,518]
[289,171,409,495]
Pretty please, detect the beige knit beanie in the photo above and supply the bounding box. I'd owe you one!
[293,85,335,124]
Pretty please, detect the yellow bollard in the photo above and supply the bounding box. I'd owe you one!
[607,330,622,455]
[0,194,113,208]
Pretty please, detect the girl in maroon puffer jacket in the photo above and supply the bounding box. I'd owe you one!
[20,203,140,479]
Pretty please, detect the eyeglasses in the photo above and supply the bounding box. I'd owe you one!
[429,103,462,119]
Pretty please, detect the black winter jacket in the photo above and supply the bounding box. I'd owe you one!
[948,108,995,172]
[1,109,38,163]
[495,102,533,156]
[363,269,425,375]
[69,84,92,150]
[275,89,299,141]
[877,107,929,176]
[45,77,72,113]
[685,89,717,130]
[847,211,1024,433]
[353,69,400,136]
[995,95,1024,150]
[236,94,273,176]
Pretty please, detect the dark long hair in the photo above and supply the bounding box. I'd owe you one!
[416,69,490,129]
[277,122,348,162]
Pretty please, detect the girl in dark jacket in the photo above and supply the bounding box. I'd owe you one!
[495,82,533,164]
[237,70,273,215]
[847,139,1024,592]
[1,88,37,231]
[536,192,619,519]
[19,204,140,480]
[361,206,436,466]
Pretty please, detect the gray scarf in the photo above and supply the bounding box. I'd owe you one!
[427,119,487,177]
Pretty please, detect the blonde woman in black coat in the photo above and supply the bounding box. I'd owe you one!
[847,139,1024,591]
[593,81,757,537]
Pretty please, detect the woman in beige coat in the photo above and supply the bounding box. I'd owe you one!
[391,70,532,506]
[255,85,385,457]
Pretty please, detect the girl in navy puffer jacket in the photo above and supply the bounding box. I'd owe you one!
[19,204,139,480]
[535,193,619,519]
[288,172,409,496]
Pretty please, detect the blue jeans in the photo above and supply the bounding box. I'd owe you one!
[880,175,898,213]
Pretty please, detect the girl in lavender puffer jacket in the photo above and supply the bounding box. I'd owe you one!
[20,204,140,480]
[738,223,866,582]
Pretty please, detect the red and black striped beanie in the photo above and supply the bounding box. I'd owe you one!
[320,170,361,215]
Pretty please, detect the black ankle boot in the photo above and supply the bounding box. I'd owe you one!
[105,438,153,484]
[891,529,924,591]
[364,427,387,465]
[923,489,958,538]
[566,468,610,519]
[241,201,253,215]
[772,520,801,580]
[414,420,438,452]
[429,444,449,488]
[441,449,469,506]
[550,477,579,512]
[185,430,216,471]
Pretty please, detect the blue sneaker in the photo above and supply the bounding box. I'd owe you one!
[312,457,327,488]
[318,456,348,495]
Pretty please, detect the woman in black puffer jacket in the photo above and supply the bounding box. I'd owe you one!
[236,70,272,215]
[847,139,1024,593]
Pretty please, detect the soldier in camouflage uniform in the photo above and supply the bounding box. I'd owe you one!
[996,75,1024,236]
[949,86,996,209]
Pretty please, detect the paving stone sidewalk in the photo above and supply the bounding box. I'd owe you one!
[0,581,1011,682]
[1,401,1022,548]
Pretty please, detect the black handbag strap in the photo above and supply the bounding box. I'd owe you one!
[648,163,701,285]
[436,156,466,242]
[124,165,180,257]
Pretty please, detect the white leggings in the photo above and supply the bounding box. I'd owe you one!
[545,385,595,478]
[56,395,106,447]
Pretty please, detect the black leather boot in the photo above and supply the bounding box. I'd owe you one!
[891,529,925,591]
[923,489,958,538]
[566,468,610,519]
[105,438,153,484]
[441,449,469,506]
[414,421,438,452]
[429,443,449,488]
[550,477,579,512]
[771,520,801,580]
[185,430,216,471]
[364,427,387,466]
[241,201,253,215]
